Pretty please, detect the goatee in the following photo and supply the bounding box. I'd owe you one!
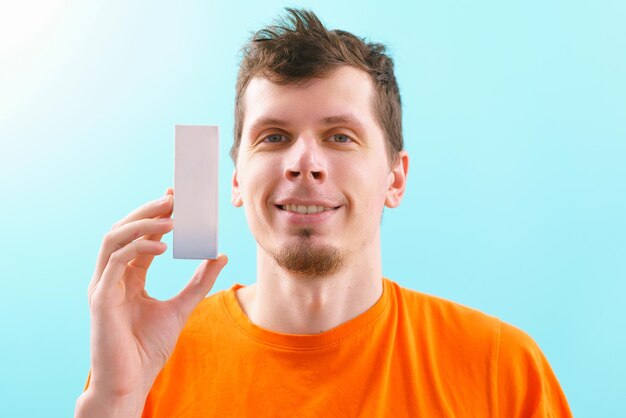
[274,230,346,278]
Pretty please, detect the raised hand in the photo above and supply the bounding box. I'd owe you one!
[75,188,227,418]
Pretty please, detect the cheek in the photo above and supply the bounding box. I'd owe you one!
[349,171,389,221]
[241,176,273,222]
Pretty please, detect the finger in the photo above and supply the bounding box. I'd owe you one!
[92,217,174,289]
[130,188,175,270]
[97,239,168,291]
[92,190,172,281]
[91,188,173,293]
[171,254,228,321]
[114,193,174,230]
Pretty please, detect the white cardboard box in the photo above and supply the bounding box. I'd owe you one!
[173,125,219,259]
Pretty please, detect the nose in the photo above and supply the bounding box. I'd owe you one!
[283,136,327,183]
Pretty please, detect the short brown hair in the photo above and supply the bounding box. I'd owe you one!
[231,8,403,165]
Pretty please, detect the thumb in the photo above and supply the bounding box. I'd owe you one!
[172,254,228,321]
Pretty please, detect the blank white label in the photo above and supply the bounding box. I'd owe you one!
[173,125,218,259]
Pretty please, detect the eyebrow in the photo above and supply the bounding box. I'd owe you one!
[321,114,366,131]
[249,117,290,132]
[249,114,366,133]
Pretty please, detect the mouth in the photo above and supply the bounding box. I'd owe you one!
[276,204,340,215]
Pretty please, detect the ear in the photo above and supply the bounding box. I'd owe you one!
[385,150,409,208]
[231,169,243,207]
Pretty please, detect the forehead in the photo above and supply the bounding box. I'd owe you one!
[241,66,380,133]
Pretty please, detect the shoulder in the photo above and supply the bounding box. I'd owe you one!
[182,287,232,333]
[388,279,551,360]
[387,279,572,415]
[387,279,502,343]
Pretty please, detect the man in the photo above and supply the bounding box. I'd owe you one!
[75,9,572,417]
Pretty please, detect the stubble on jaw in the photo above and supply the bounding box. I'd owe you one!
[273,229,347,278]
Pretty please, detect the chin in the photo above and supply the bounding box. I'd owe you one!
[273,238,346,278]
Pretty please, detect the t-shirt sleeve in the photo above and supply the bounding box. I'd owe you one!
[496,322,572,418]
[83,369,91,391]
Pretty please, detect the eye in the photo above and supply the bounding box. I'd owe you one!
[328,133,352,143]
[263,134,289,143]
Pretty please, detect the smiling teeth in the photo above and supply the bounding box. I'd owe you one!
[282,204,334,214]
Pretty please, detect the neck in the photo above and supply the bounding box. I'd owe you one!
[235,238,384,334]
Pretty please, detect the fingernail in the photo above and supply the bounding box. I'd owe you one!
[158,195,171,202]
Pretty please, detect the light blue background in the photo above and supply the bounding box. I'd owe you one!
[1,0,624,416]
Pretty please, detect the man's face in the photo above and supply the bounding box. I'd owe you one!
[232,66,407,277]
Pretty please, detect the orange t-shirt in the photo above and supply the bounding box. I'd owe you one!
[85,278,572,417]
